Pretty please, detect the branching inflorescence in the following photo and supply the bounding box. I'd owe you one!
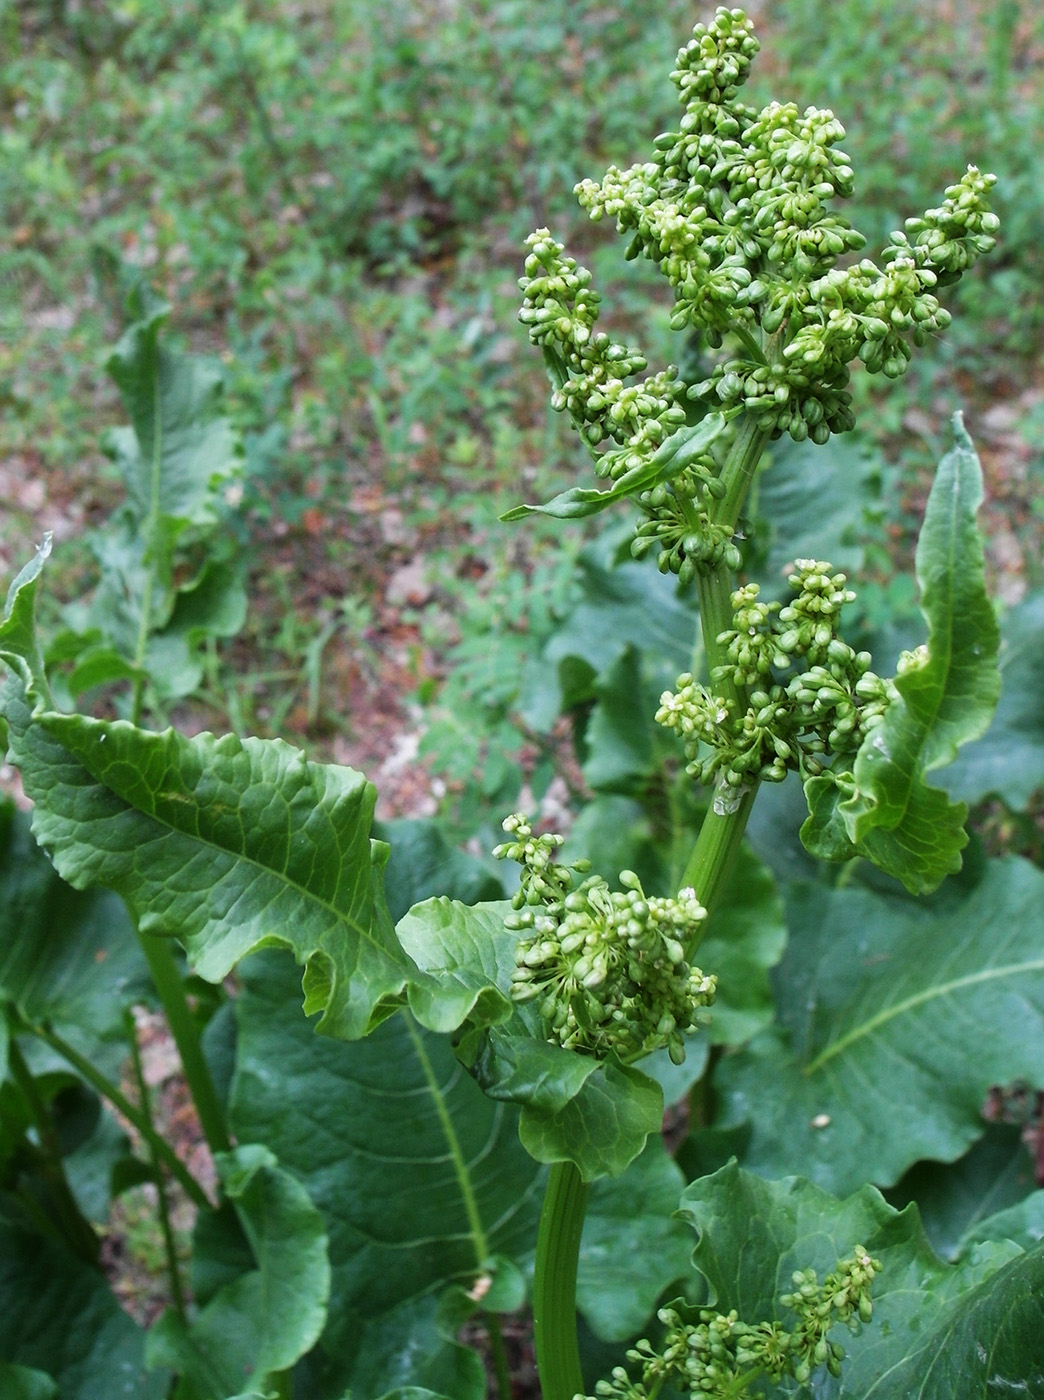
[587,1246,882,1399]
[517,5,996,585]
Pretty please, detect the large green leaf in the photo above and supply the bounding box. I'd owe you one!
[0,802,148,1048]
[500,415,726,521]
[396,897,664,1179]
[146,1144,330,1399]
[711,858,1044,1193]
[1,540,416,1040]
[104,288,242,535]
[0,1199,168,1400]
[669,1161,1044,1399]
[802,419,1001,893]
[941,588,1044,810]
[6,708,412,1040]
[229,952,544,1400]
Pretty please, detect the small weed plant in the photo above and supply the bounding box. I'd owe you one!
[2,10,1044,1400]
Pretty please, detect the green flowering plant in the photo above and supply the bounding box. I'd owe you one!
[0,8,1027,1400]
[503,7,1001,1398]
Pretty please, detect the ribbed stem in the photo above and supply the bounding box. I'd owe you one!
[681,782,760,943]
[533,1161,590,1400]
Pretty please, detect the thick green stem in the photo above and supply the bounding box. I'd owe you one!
[139,933,231,1158]
[7,1037,101,1266]
[26,1021,211,1210]
[711,414,772,536]
[530,413,771,1400]
[681,781,760,940]
[696,413,773,700]
[533,1161,590,1400]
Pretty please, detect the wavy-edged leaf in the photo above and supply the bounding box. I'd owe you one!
[104,286,243,538]
[146,1144,329,1398]
[712,858,1044,1193]
[803,417,1000,893]
[0,535,52,691]
[669,1161,1044,1400]
[0,1200,168,1399]
[2,700,413,1041]
[500,415,726,521]
[397,897,663,1179]
[941,587,1044,810]
[2,552,416,1039]
[230,952,543,1399]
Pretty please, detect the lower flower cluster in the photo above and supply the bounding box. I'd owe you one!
[494,815,715,1064]
[588,1246,882,1399]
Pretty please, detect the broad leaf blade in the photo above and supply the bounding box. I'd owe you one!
[712,859,1044,1193]
[824,418,1001,893]
[105,291,243,537]
[230,952,544,1399]
[0,1202,167,1400]
[3,701,413,1041]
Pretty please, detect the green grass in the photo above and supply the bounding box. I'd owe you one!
[2,0,1042,820]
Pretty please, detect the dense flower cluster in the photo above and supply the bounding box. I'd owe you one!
[656,560,895,792]
[494,815,715,1064]
[517,7,995,590]
[573,6,997,444]
[588,1246,882,1399]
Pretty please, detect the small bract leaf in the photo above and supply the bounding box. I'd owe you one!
[500,415,726,521]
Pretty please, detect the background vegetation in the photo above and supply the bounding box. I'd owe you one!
[1,0,1043,1388]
